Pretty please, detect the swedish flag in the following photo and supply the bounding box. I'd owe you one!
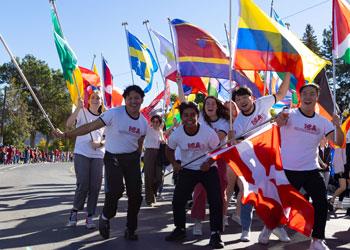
[127,31,158,93]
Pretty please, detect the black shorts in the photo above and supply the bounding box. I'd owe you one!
[334,164,350,179]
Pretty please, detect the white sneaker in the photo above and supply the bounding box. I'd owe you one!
[240,230,250,242]
[273,226,291,242]
[66,210,77,227]
[258,226,272,245]
[231,214,241,225]
[192,220,203,236]
[309,239,330,250]
[335,201,343,209]
[85,216,96,229]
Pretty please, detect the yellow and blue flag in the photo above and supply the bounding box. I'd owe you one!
[127,31,158,93]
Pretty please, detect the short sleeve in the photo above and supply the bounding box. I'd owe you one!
[75,109,84,126]
[256,95,276,112]
[324,119,334,136]
[208,128,220,149]
[99,109,114,127]
[168,132,178,150]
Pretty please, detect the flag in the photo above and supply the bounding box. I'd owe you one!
[211,125,314,236]
[170,19,256,88]
[141,90,165,121]
[235,0,329,92]
[79,66,101,107]
[127,31,158,93]
[314,69,336,121]
[341,116,350,147]
[51,8,84,106]
[333,0,350,63]
[102,56,123,108]
[165,99,181,129]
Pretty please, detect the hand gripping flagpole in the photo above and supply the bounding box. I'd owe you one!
[122,22,135,85]
[164,116,275,177]
[143,20,167,114]
[0,34,55,130]
[50,0,94,141]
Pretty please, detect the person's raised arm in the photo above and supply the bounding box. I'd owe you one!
[275,72,291,102]
[66,99,83,128]
[176,73,186,102]
[326,114,345,147]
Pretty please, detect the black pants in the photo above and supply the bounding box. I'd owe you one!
[102,151,143,232]
[284,169,327,239]
[172,167,223,232]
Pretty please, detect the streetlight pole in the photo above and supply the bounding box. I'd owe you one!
[1,86,8,145]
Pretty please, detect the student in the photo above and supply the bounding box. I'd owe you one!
[65,91,105,229]
[165,102,224,249]
[53,85,147,241]
[191,96,230,235]
[275,83,344,250]
[231,73,291,243]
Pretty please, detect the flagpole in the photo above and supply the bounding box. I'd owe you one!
[143,20,167,114]
[91,54,96,70]
[101,53,107,109]
[228,0,234,131]
[263,0,274,96]
[122,22,135,85]
[0,34,55,130]
[50,0,94,141]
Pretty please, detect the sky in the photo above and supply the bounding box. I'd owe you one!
[0,0,332,106]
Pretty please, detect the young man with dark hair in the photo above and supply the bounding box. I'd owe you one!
[231,73,291,243]
[53,85,147,241]
[275,83,344,250]
[165,101,224,249]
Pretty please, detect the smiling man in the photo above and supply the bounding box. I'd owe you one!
[276,83,344,250]
[53,85,147,241]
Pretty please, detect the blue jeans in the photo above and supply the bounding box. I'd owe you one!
[240,203,253,231]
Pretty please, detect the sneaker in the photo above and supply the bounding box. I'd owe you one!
[231,214,241,225]
[273,226,291,242]
[165,227,186,241]
[193,220,203,236]
[258,226,272,245]
[124,228,138,241]
[85,216,96,229]
[335,201,343,209]
[209,232,224,249]
[66,210,78,227]
[327,199,334,212]
[240,230,250,242]
[98,215,110,239]
[309,239,330,250]
[223,216,229,227]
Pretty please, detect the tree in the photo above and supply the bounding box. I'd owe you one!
[302,24,321,56]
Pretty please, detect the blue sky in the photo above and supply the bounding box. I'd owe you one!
[0,0,331,105]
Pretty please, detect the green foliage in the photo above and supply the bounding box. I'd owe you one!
[302,24,321,56]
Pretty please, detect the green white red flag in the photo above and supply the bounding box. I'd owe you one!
[333,0,350,63]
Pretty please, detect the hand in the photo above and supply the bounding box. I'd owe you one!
[76,98,84,110]
[52,128,65,138]
[200,161,211,172]
[275,112,289,127]
[176,72,183,85]
[90,141,102,150]
[227,130,234,141]
[172,161,182,173]
[331,113,341,127]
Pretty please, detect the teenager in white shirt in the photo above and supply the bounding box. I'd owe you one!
[143,114,165,206]
[54,85,147,241]
[231,73,291,243]
[165,102,224,249]
[276,83,344,250]
[191,96,230,236]
[65,91,105,229]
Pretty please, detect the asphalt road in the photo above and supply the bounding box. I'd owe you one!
[0,162,349,250]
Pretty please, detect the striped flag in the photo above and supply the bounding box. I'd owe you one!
[333,0,350,63]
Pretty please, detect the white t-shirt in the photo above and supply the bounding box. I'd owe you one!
[168,124,220,170]
[346,130,350,144]
[74,108,105,158]
[199,116,230,143]
[234,95,275,136]
[100,106,148,154]
[144,126,163,149]
[280,108,334,171]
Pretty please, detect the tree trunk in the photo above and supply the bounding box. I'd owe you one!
[30,131,36,148]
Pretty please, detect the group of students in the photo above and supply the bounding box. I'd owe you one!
[53,72,346,250]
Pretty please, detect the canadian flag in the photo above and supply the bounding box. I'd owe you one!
[211,124,314,236]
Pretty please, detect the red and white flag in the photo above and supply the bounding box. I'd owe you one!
[211,124,314,236]
[102,56,123,109]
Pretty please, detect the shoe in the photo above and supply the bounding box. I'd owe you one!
[231,214,241,225]
[98,215,110,239]
[66,210,78,227]
[335,201,343,209]
[193,220,203,236]
[240,230,250,242]
[85,216,96,229]
[273,226,291,242]
[258,226,272,245]
[309,239,330,250]
[346,208,350,218]
[124,229,138,240]
[209,232,224,249]
[223,216,229,227]
[165,227,186,241]
[327,199,334,212]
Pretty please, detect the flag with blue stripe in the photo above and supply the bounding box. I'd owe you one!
[127,31,158,93]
